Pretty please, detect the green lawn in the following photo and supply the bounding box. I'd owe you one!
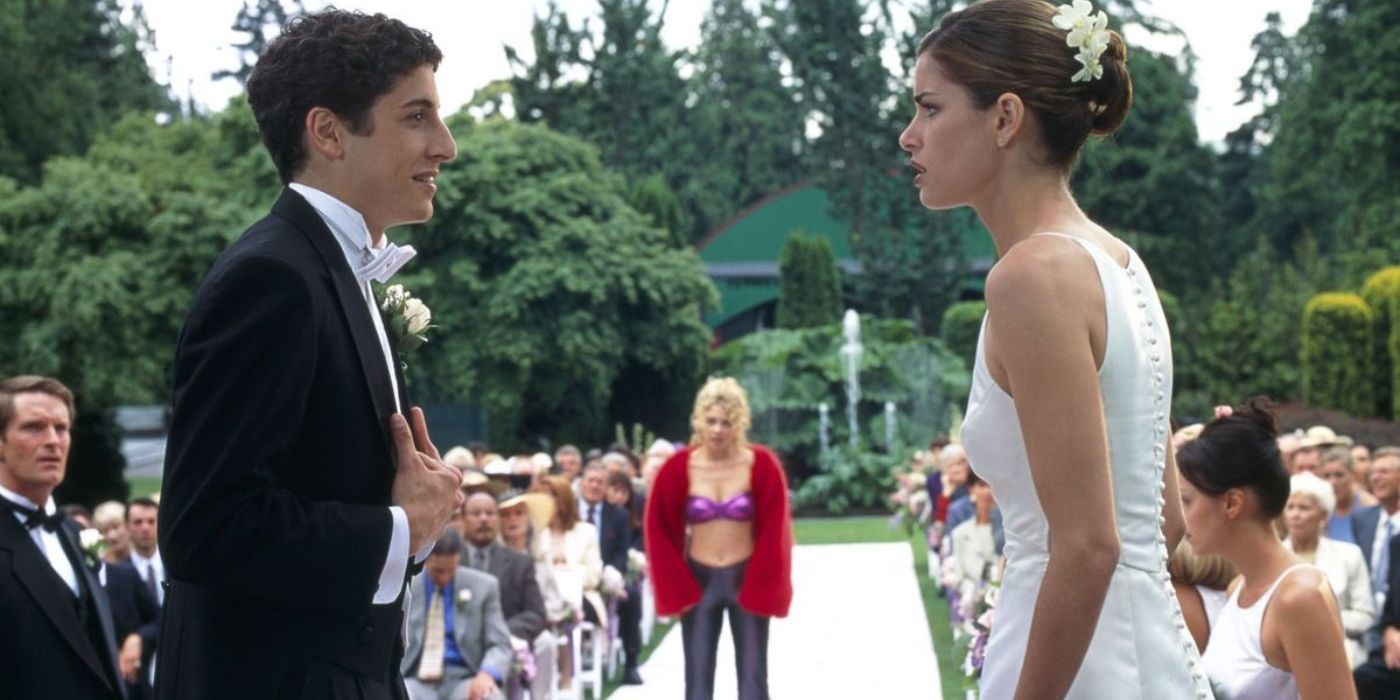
[127,476,162,499]
[600,516,965,698]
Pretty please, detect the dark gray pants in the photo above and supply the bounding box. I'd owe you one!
[681,559,770,700]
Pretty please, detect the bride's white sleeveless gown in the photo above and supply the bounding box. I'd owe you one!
[961,234,1214,699]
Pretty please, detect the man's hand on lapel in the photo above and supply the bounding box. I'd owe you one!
[391,407,463,554]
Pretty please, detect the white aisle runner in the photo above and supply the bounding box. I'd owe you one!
[612,542,942,699]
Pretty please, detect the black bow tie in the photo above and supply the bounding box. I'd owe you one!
[2,499,65,532]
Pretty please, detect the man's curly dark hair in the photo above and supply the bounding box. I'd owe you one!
[247,10,443,184]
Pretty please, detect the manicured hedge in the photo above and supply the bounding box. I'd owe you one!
[1361,267,1400,420]
[1301,292,1374,417]
[939,301,987,372]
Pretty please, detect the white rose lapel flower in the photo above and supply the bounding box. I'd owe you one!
[1053,0,1111,83]
[79,528,107,571]
[456,588,473,608]
[376,283,435,359]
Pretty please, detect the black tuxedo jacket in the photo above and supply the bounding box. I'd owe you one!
[106,560,160,697]
[479,543,547,641]
[158,189,413,699]
[0,514,125,699]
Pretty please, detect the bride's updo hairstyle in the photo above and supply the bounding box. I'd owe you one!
[919,0,1133,171]
[1176,400,1290,520]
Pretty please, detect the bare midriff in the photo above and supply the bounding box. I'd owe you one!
[686,446,756,567]
[687,519,755,567]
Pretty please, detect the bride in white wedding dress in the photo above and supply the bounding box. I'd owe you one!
[899,1,1213,698]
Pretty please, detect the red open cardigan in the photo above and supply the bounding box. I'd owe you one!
[644,444,793,618]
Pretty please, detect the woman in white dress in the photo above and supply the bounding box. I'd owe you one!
[1281,472,1375,668]
[1179,404,1355,699]
[900,1,1212,696]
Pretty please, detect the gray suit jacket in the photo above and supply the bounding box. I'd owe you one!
[476,543,547,642]
[402,567,513,681]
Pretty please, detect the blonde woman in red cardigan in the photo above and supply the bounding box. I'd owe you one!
[645,377,793,700]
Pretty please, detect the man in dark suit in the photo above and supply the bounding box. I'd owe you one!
[578,460,642,683]
[104,559,160,699]
[1355,534,1400,698]
[461,491,557,698]
[0,375,125,699]
[157,11,462,700]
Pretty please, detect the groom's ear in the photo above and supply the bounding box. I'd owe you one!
[304,107,348,162]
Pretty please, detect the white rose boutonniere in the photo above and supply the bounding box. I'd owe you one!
[79,528,107,571]
[456,588,473,608]
[377,284,435,358]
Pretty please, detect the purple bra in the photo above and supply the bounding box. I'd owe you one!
[686,491,755,523]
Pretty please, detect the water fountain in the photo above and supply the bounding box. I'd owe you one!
[818,402,831,457]
[885,401,898,451]
[840,309,863,449]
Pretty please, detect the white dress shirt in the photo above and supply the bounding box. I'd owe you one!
[288,182,430,604]
[0,484,78,595]
[1369,506,1400,610]
[129,548,166,605]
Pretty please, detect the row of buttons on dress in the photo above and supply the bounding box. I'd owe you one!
[1131,266,1211,698]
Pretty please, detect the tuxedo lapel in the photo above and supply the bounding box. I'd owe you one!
[272,189,396,466]
[60,521,123,697]
[0,515,112,691]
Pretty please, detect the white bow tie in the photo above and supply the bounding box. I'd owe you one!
[355,242,416,284]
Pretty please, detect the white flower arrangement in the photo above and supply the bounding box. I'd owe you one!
[1052,0,1111,83]
[456,588,473,607]
[79,528,106,571]
[378,284,435,355]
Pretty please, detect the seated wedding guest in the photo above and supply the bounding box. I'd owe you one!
[1324,447,1377,544]
[93,499,131,564]
[497,487,572,629]
[554,445,583,483]
[935,444,970,527]
[1353,444,1374,494]
[1353,448,1400,612]
[647,377,793,700]
[1355,531,1400,697]
[0,375,124,699]
[1168,540,1237,654]
[444,445,477,472]
[1283,472,1375,667]
[1180,402,1356,699]
[126,497,165,607]
[606,469,646,684]
[461,491,558,700]
[642,438,676,490]
[943,471,999,623]
[403,528,512,700]
[62,503,92,528]
[532,474,605,688]
[104,555,161,699]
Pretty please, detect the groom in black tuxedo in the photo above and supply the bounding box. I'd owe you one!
[0,375,125,699]
[157,10,462,700]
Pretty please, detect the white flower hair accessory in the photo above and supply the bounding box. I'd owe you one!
[1053,0,1111,83]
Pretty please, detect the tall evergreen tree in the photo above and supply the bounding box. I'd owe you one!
[776,233,843,329]
[213,0,307,87]
[0,0,170,182]
[687,0,807,235]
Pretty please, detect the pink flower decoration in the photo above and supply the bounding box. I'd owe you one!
[1214,405,1234,420]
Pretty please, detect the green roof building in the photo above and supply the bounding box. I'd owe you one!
[697,181,996,342]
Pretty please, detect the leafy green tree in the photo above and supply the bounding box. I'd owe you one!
[213,0,307,86]
[0,103,272,501]
[939,300,985,374]
[776,233,843,329]
[0,0,171,182]
[396,119,717,450]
